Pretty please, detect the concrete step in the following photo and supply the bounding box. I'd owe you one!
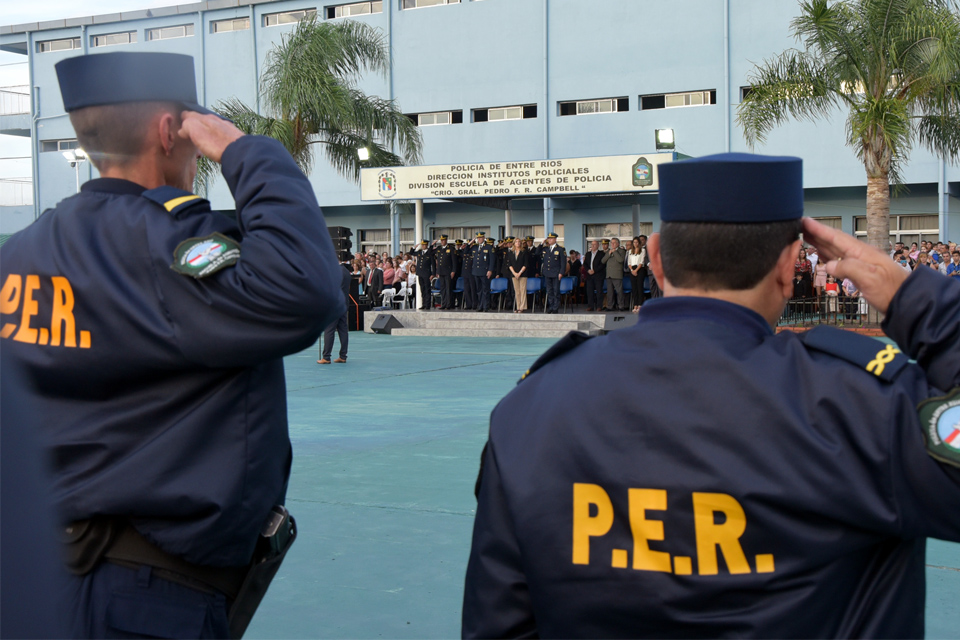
[406,319,593,331]
[389,328,596,338]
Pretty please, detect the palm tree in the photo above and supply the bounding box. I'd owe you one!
[199,15,422,189]
[737,0,960,250]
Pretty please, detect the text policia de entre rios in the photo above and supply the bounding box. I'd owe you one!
[409,163,614,196]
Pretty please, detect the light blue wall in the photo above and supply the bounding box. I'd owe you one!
[3,0,958,244]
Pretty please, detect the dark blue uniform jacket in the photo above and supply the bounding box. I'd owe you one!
[472,243,497,276]
[464,267,960,638]
[0,135,344,567]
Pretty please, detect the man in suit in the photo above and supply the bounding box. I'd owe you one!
[319,264,352,364]
[366,259,384,305]
[602,237,628,311]
[583,240,605,311]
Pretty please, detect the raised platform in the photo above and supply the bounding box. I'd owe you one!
[363,309,638,338]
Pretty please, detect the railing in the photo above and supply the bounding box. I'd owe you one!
[0,86,30,116]
[778,294,872,329]
[0,178,33,206]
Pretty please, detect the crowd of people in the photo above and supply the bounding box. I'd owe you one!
[786,238,960,323]
[350,234,661,314]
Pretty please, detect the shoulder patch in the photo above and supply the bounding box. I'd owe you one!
[519,331,593,384]
[171,232,240,279]
[142,186,209,216]
[800,326,909,382]
[918,388,960,468]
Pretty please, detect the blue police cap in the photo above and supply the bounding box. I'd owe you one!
[659,152,803,223]
[55,52,214,115]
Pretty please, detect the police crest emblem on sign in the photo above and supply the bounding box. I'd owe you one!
[378,170,397,198]
[919,388,960,467]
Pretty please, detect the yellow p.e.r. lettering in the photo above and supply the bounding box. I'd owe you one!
[572,483,614,565]
[692,492,752,575]
[0,273,91,348]
[628,488,672,573]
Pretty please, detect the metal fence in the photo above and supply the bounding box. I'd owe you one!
[0,86,30,116]
[778,294,873,328]
[0,178,33,206]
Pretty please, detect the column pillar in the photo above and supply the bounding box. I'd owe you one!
[543,198,554,236]
[505,204,513,237]
[415,199,424,245]
[390,204,400,255]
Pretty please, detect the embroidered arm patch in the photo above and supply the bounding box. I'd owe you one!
[171,232,240,279]
[919,388,960,468]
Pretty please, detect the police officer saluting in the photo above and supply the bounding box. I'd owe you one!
[0,52,344,638]
[463,153,960,637]
[411,239,436,310]
[472,236,497,312]
[540,232,566,314]
[435,234,457,310]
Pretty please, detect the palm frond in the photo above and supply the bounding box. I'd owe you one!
[737,50,843,147]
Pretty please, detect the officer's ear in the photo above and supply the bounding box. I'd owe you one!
[775,237,803,298]
[648,233,667,288]
[156,110,179,156]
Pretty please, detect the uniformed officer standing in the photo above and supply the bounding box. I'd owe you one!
[525,235,541,277]
[435,235,457,310]
[453,238,466,307]
[463,153,960,638]
[411,239,436,310]
[472,237,498,312]
[0,52,345,638]
[499,237,516,310]
[461,235,481,311]
[540,232,566,314]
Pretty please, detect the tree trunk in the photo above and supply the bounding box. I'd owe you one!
[865,174,890,252]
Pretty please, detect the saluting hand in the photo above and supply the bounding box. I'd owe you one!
[801,218,908,314]
[179,111,245,163]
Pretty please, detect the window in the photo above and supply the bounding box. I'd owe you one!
[854,214,939,246]
[474,105,537,123]
[326,1,383,18]
[640,90,716,110]
[360,228,415,255]
[37,37,81,53]
[431,227,490,242]
[584,223,652,252]
[91,31,137,48]
[263,9,317,27]
[212,17,251,33]
[496,225,565,246]
[402,0,460,9]
[812,217,842,230]
[147,24,195,41]
[559,98,629,116]
[40,139,79,152]
[740,86,753,101]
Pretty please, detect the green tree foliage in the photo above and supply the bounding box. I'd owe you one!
[198,16,422,190]
[737,0,960,249]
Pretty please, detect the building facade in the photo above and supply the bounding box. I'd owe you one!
[2,0,958,253]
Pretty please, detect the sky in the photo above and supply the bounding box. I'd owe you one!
[1,0,179,181]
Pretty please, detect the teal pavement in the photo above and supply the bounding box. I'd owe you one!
[246,332,960,639]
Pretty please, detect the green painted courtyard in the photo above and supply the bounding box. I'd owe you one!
[246,333,960,639]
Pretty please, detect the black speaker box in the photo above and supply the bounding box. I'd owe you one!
[348,300,370,332]
[370,314,404,335]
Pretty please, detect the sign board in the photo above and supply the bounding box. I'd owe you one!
[360,153,675,201]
